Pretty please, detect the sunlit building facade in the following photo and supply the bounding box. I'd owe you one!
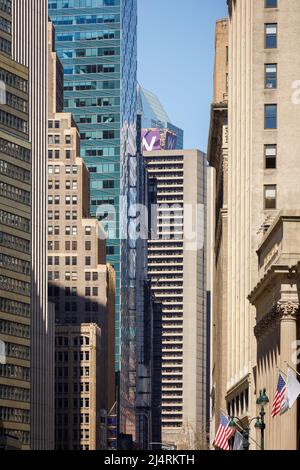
[48,0,138,373]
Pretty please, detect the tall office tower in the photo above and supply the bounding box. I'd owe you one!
[47,23,116,450]
[144,149,208,449]
[48,0,138,374]
[207,18,228,442]
[224,0,300,450]
[12,0,54,450]
[138,85,184,150]
[0,0,31,450]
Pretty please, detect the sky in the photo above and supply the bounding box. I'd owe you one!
[138,0,228,152]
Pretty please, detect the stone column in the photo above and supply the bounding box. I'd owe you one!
[278,301,299,450]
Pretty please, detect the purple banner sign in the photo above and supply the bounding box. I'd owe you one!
[142,129,161,152]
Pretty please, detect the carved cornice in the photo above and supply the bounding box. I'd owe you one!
[254,301,300,339]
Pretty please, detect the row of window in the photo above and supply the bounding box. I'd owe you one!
[0,275,30,296]
[56,336,90,347]
[0,137,30,163]
[0,36,11,55]
[51,300,99,314]
[65,64,118,75]
[48,149,71,160]
[48,256,93,267]
[55,382,90,394]
[6,342,30,361]
[56,30,118,43]
[80,130,118,141]
[56,396,90,408]
[0,297,30,318]
[0,319,30,339]
[48,195,78,206]
[0,363,30,381]
[56,350,90,362]
[0,209,30,232]
[0,406,30,424]
[0,0,12,14]
[52,14,119,26]
[64,80,119,92]
[0,68,28,100]
[55,366,89,378]
[0,231,30,254]
[48,210,78,221]
[60,48,118,59]
[0,109,28,133]
[0,159,31,183]
[48,134,72,145]
[0,181,30,205]
[263,0,278,211]
[6,91,28,114]
[0,253,30,276]
[64,96,120,108]
[0,384,30,403]
[49,0,117,9]
[48,181,77,192]
[0,16,11,34]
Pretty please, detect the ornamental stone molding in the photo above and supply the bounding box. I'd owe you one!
[254,301,300,339]
[222,157,228,174]
[277,301,300,320]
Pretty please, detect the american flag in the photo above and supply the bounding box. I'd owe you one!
[213,412,235,450]
[271,373,287,418]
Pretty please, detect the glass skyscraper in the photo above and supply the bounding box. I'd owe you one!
[48,0,137,371]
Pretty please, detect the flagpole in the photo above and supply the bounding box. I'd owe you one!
[284,361,300,378]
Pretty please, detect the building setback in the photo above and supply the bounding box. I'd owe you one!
[0,0,31,450]
[47,22,116,450]
[144,149,208,449]
[48,0,138,374]
[12,0,54,450]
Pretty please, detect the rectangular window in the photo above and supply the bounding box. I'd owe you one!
[265,104,277,129]
[265,24,277,49]
[265,64,277,89]
[265,145,277,169]
[264,185,277,209]
[265,0,277,7]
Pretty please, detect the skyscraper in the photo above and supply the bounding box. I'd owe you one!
[138,85,184,150]
[144,149,208,449]
[12,0,54,450]
[48,0,138,372]
[47,21,116,449]
[0,0,31,450]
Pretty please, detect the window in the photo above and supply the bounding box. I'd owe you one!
[264,185,277,209]
[265,64,277,89]
[85,273,91,281]
[265,24,277,49]
[85,257,91,266]
[85,241,91,251]
[265,104,277,129]
[65,135,72,145]
[66,150,71,160]
[265,145,277,169]
[265,0,277,7]
[85,226,91,235]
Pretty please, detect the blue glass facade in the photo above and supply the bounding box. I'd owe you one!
[48,0,137,371]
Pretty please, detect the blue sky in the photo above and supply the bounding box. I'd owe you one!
[138,0,228,152]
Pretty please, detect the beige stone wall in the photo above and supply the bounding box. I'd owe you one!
[227,0,300,449]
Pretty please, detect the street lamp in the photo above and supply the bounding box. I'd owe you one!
[255,389,269,451]
[229,389,269,451]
